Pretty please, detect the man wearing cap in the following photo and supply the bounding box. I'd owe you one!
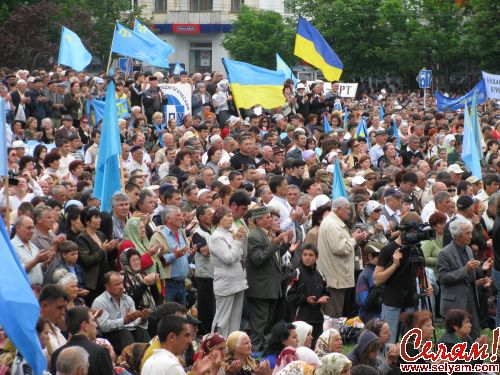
[143,76,167,124]
[356,241,384,323]
[379,188,403,237]
[447,164,464,186]
[369,129,387,167]
[317,197,369,318]
[246,206,292,351]
[55,115,78,147]
[443,196,488,252]
[47,81,65,128]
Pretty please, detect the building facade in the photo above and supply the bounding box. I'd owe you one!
[137,0,290,74]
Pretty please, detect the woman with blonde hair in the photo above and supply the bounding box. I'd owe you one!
[224,331,270,375]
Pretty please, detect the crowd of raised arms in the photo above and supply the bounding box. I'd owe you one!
[0,65,500,375]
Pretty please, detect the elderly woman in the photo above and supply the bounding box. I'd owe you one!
[53,269,85,308]
[224,331,270,375]
[119,248,160,311]
[209,207,248,339]
[315,353,352,375]
[292,321,313,348]
[421,211,447,277]
[314,328,343,358]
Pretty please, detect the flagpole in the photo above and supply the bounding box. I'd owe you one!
[4,177,10,235]
[119,155,125,192]
[106,21,118,76]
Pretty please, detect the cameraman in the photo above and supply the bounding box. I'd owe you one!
[373,212,434,344]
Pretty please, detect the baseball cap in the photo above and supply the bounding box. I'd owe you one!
[456,195,475,210]
[365,241,384,255]
[11,140,26,149]
[384,187,404,198]
[465,176,480,184]
[351,175,366,187]
[310,194,331,212]
[447,164,464,174]
[94,77,104,84]
[296,83,305,89]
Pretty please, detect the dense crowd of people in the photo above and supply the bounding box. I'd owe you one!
[0,65,500,375]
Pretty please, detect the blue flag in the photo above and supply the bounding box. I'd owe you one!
[58,26,92,71]
[379,103,385,120]
[0,98,7,176]
[470,92,483,160]
[0,216,47,375]
[435,80,487,111]
[94,81,122,212]
[173,61,183,75]
[392,118,401,150]
[355,117,370,151]
[112,23,158,63]
[134,19,174,68]
[332,157,348,199]
[276,53,298,86]
[323,114,332,133]
[462,102,482,179]
[86,98,129,126]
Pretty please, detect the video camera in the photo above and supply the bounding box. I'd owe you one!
[397,222,436,246]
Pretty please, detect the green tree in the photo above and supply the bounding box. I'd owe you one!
[222,5,295,70]
[463,0,500,72]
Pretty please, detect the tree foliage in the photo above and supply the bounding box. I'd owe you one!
[0,0,149,70]
[222,5,296,70]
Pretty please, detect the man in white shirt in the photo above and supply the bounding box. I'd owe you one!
[420,182,448,223]
[12,216,52,286]
[369,130,387,167]
[421,191,452,224]
[142,315,217,375]
[126,146,150,186]
[57,138,75,179]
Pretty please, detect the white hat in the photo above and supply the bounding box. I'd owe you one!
[466,176,481,184]
[209,135,222,144]
[273,114,284,122]
[310,194,331,211]
[27,77,35,83]
[255,168,266,176]
[447,164,464,174]
[11,140,26,149]
[204,75,212,81]
[381,89,387,94]
[94,77,104,84]
[296,83,306,89]
[365,200,382,216]
[326,164,335,173]
[218,176,230,185]
[351,175,367,187]
[197,188,211,199]
[184,131,195,139]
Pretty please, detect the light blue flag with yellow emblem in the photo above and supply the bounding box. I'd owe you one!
[58,26,92,71]
[134,19,174,68]
[462,102,482,179]
[94,81,122,212]
[173,61,183,75]
[112,22,158,63]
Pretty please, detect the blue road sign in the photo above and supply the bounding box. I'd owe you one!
[419,70,432,88]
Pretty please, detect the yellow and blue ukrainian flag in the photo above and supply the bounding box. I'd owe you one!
[294,17,343,81]
[223,59,287,109]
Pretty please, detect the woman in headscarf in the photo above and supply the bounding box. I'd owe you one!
[292,321,313,348]
[272,346,321,375]
[119,248,160,311]
[212,79,232,127]
[314,329,343,358]
[315,353,352,375]
[224,331,270,375]
[193,333,227,374]
[346,330,381,369]
[123,217,165,299]
[114,342,149,375]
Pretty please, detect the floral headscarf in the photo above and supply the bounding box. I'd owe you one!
[275,361,315,375]
[273,347,298,374]
[200,333,226,357]
[119,248,156,310]
[315,353,351,375]
[314,329,341,358]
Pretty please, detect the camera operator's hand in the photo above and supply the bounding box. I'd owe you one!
[392,249,402,268]
[424,286,434,297]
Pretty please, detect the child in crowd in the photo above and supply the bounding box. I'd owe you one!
[56,240,85,288]
[287,243,329,347]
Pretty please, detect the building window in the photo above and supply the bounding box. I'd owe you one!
[190,0,213,11]
[189,42,212,73]
[155,0,167,12]
[231,0,243,12]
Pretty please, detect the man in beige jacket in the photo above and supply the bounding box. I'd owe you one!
[317,197,368,317]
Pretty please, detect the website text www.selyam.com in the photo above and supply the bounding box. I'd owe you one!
[400,362,499,375]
